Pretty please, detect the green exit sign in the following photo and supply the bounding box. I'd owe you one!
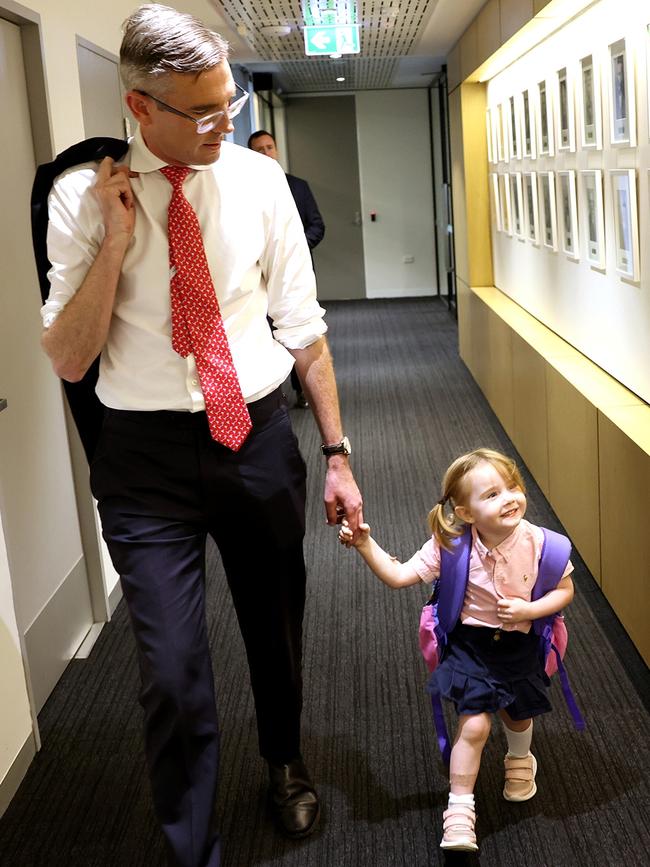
[304,24,360,56]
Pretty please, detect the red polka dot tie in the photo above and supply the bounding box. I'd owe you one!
[161,166,251,451]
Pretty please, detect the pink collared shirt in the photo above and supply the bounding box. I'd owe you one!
[407,519,573,633]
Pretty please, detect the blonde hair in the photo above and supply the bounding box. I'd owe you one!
[428,448,526,550]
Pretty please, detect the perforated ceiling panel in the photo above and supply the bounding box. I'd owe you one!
[211,0,436,91]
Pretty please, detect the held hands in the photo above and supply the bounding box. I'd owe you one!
[338,518,370,549]
[324,456,364,541]
[496,596,532,625]
[93,157,139,244]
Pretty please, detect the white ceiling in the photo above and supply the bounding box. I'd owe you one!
[201,0,487,92]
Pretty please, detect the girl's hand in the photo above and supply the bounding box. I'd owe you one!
[497,596,532,624]
[338,518,370,549]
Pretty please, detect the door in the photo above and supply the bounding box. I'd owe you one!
[0,17,94,712]
[286,95,366,300]
[77,38,128,139]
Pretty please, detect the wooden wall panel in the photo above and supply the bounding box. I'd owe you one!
[500,0,534,43]
[511,333,549,495]
[546,367,600,581]
[477,0,501,68]
[599,410,650,665]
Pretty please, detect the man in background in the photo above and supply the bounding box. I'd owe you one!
[249,130,325,408]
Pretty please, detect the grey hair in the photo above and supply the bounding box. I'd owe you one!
[120,4,229,96]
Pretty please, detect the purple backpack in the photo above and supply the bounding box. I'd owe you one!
[419,526,585,763]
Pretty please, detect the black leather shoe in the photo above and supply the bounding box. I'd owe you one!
[267,758,320,838]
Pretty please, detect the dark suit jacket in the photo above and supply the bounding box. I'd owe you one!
[31,137,128,462]
[285,174,325,250]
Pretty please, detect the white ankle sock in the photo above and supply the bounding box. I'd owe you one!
[503,719,533,757]
[448,793,475,809]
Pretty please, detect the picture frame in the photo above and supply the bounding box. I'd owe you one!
[556,66,576,152]
[511,173,525,239]
[557,171,579,260]
[647,25,650,140]
[486,107,494,163]
[523,172,540,245]
[522,88,536,159]
[580,169,605,269]
[578,53,603,149]
[610,169,639,281]
[496,102,506,162]
[608,38,636,146]
[490,173,502,232]
[539,171,557,251]
[509,94,521,160]
[537,78,555,156]
[499,173,512,236]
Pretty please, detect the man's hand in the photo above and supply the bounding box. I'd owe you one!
[93,157,138,243]
[324,456,363,540]
[496,597,532,624]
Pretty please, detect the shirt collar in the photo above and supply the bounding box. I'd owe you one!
[471,521,522,562]
[128,124,215,174]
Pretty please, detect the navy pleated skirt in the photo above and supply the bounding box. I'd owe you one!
[427,623,552,720]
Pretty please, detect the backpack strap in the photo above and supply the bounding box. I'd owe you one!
[429,526,472,765]
[534,528,585,731]
[31,136,129,462]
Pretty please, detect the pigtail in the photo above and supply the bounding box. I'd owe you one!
[427,499,465,551]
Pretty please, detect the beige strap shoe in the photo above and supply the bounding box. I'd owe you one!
[440,804,479,851]
[503,752,538,801]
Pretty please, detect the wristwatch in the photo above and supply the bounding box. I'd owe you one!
[321,436,351,457]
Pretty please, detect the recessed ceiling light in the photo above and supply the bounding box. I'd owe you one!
[330,53,342,59]
[336,76,345,82]
[260,25,291,36]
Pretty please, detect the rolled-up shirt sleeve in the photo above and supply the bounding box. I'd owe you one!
[40,167,103,329]
[260,160,327,350]
[405,536,441,585]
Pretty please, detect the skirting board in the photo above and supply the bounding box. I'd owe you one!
[0,731,36,818]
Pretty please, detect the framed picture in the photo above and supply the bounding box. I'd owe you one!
[610,169,639,281]
[490,173,502,232]
[608,39,636,146]
[556,66,575,151]
[578,54,602,149]
[486,108,494,163]
[496,102,506,161]
[509,95,521,160]
[522,88,536,159]
[523,172,540,245]
[580,169,605,269]
[539,171,557,251]
[510,173,524,239]
[537,79,555,156]
[647,25,650,140]
[499,173,512,235]
[558,171,579,260]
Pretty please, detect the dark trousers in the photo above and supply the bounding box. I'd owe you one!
[90,389,307,867]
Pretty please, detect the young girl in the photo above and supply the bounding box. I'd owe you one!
[339,448,574,852]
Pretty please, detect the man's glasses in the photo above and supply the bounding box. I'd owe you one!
[137,81,249,134]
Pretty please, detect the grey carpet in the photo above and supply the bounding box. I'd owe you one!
[1,298,648,867]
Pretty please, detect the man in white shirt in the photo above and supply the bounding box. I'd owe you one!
[40,5,362,866]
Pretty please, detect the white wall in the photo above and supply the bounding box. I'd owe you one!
[487,0,650,403]
[0,510,33,802]
[356,89,437,298]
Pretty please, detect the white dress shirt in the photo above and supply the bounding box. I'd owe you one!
[42,126,327,409]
